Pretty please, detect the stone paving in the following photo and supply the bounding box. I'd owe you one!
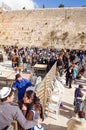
[43,85,75,130]
[43,82,86,130]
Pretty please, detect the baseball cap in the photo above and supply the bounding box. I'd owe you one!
[15,73,21,80]
[0,87,11,99]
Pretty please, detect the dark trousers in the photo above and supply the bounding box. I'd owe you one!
[66,76,72,88]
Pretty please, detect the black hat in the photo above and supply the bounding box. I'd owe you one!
[15,73,21,80]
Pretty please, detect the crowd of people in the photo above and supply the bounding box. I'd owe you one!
[0,45,86,130]
[3,45,86,74]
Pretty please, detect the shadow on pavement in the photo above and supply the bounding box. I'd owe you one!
[60,101,74,119]
[62,101,74,108]
[43,124,66,130]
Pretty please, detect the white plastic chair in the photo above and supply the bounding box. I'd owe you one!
[35,76,42,87]
[47,92,60,120]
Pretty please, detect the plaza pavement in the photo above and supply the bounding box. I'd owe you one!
[43,82,86,130]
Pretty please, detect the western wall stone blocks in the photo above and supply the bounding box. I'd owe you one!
[0,7,86,49]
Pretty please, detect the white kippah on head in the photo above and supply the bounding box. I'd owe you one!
[0,87,11,99]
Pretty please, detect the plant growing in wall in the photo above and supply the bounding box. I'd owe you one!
[15,41,19,46]
[42,42,48,47]
[80,45,84,49]
[80,32,85,44]
[5,36,8,40]
[62,32,68,45]
[49,31,57,48]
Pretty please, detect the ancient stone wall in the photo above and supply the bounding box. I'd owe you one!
[0,7,86,49]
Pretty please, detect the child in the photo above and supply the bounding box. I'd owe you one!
[74,84,83,106]
[80,96,86,119]
[74,93,84,113]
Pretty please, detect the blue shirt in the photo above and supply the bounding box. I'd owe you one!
[13,78,32,100]
[74,88,81,98]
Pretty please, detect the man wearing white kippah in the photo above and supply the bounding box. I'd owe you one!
[0,87,42,130]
